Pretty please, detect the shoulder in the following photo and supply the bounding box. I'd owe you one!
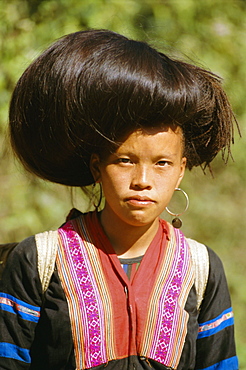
[1,235,37,270]
[185,237,229,308]
[186,237,225,276]
[1,236,37,280]
[0,242,18,277]
[206,245,225,273]
[205,246,229,295]
[1,235,43,305]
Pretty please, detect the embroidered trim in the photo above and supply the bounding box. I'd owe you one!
[57,220,115,369]
[198,307,234,338]
[57,216,194,369]
[139,226,194,369]
[0,293,40,322]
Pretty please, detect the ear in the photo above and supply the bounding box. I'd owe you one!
[90,153,102,183]
[176,157,187,188]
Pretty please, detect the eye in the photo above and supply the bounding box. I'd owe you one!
[157,160,170,167]
[117,158,132,164]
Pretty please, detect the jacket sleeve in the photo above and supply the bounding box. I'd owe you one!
[195,247,239,370]
[0,236,43,369]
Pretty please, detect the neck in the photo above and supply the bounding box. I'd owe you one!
[99,210,159,258]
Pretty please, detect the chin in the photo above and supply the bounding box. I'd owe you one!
[125,214,159,228]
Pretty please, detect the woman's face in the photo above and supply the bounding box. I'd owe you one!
[90,126,186,229]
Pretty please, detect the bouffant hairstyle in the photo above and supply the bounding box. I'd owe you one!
[9,29,237,186]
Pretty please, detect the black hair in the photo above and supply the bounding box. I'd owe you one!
[9,29,237,186]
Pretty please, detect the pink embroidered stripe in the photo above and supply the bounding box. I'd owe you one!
[141,226,194,369]
[57,219,115,369]
[57,225,106,368]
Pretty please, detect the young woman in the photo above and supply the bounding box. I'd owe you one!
[0,30,238,370]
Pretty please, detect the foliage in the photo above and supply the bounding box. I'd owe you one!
[0,0,246,366]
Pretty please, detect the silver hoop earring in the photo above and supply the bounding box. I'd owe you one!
[166,188,189,228]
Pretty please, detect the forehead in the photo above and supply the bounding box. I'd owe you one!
[116,126,184,152]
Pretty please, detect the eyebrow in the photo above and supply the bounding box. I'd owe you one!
[113,151,181,160]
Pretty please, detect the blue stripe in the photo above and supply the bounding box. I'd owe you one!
[197,356,239,370]
[197,317,234,338]
[198,308,234,339]
[0,342,31,363]
[0,293,40,323]
[199,307,232,326]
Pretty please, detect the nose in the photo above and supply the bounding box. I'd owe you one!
[131,165,152,190]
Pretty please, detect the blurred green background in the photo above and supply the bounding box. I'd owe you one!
[0,0,245,366]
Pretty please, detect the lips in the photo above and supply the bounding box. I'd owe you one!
[125,196,155,206]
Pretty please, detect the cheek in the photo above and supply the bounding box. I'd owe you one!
[100,169,126,194]
[157,169,181,187]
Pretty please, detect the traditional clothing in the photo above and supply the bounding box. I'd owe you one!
[0,211,238,369]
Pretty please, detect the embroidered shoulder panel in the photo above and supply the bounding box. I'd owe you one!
[56,215,194,370]
[57,218,115,369]
[140,226,194,368]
